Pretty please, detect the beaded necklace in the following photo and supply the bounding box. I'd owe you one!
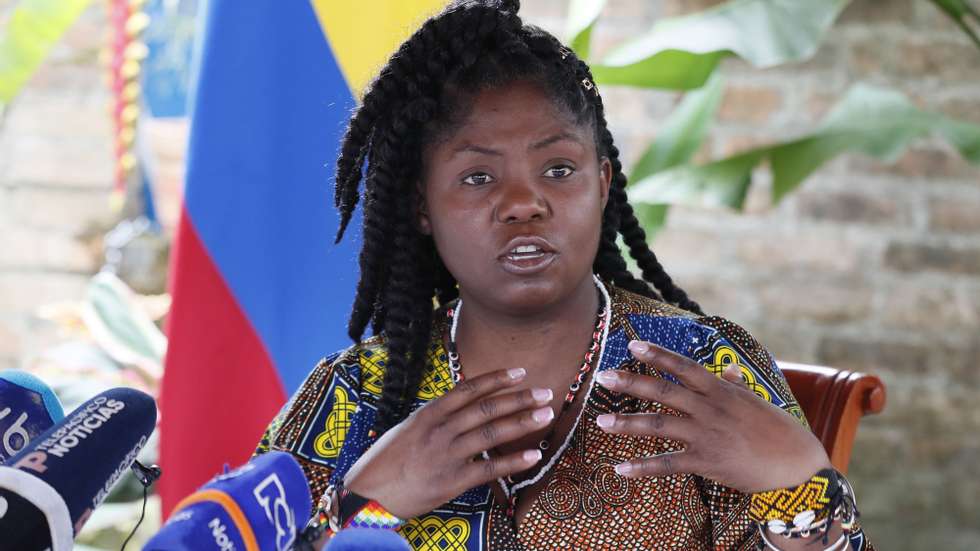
[446,275,613,517]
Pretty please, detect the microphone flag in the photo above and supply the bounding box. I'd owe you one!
[0,370,65,463]
[159,0,446,515]
[0,387,156,551]
[143,451,312,551]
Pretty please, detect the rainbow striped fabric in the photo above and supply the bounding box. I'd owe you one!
[159,0,445,515]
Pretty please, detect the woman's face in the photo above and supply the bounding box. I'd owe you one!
[419,81,611,315]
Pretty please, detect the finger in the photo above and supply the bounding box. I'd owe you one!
[626,340,716,394]
[594,369,703,416]
[462,448,543,488]
[596,412,695,442]
[428,368,527,416]
[614,451,696,479]
[721,363,743,385]
[719,364,760,399]
[445,387,553,436]
[454,406,555,458]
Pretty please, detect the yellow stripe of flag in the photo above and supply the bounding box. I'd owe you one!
[311,0,448,99]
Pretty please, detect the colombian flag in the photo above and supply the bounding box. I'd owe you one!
[160,0,445,514]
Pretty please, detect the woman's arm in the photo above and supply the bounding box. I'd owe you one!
[595,330,874,550]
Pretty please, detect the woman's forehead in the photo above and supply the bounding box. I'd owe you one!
[430,82,595,154]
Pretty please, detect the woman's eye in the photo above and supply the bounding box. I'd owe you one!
[461,172,494,186]
[545,165,574,178]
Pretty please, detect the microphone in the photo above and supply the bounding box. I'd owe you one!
[323,528,412,551]
[143,451,312,551]
[0,387,156,551]
[0,370,65,463]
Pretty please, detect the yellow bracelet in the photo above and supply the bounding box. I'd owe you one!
[748,468,839,527]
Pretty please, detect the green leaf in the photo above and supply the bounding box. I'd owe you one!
[566,0,606,60]
[927,0,980,50]
[930,0,969,17]
[629,150,762,210]
[632,203,670,238]
[628,84,980,216]
[83,272,166,380]
[630,73,725,180]
[770,84,980,201]
[0,0,92,105]
[625,73,724,234]
[591,0,850,90]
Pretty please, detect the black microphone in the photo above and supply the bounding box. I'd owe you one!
[0,387,156,551]
[323,528,412,551]
[143,451,312,551]
[0,369,65,463]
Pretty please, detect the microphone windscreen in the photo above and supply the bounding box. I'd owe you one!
[0,387,156,550]
[324,528,412,551]
[144,451,312,551]
[0,369,65,463]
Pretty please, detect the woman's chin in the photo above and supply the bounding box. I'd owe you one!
[465,275,594,319]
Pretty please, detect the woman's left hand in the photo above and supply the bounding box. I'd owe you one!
[594,340,831,493]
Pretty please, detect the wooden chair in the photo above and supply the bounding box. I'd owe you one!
[778,362,886,474]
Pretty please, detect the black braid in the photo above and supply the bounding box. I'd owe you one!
[333,0,701,434]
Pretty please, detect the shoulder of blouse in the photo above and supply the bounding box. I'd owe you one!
[607,284,807,426]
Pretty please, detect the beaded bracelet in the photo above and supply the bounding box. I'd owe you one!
[298,482,408,548]
[339,490,406,530]
[315,484,406,533]
[749,468,859,542]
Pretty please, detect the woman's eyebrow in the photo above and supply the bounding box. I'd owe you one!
[450,143,502,158]
[529,131,584,151]
[448,132,583,159]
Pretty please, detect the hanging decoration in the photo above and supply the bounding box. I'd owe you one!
[105,0,149,211]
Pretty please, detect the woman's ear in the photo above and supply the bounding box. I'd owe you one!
[599,157,612,210]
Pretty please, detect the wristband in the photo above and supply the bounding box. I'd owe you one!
[749,468,859,538]
[315,483,407,535]
[749,468,838,525]
[338,487,406,530]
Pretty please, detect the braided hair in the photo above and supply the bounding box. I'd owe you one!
[333,0,703,434]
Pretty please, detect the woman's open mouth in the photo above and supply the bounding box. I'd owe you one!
[499,242,558,274]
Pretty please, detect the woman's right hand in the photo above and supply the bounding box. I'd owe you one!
[341,367,554,519]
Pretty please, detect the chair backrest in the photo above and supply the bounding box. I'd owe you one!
[778,362,886,474]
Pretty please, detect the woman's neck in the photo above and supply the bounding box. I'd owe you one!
[453,276,600,380]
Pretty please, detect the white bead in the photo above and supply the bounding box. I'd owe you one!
[793,509,816,529]
[767,519,787,534]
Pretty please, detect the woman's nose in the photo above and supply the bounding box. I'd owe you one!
[494,178,549,224]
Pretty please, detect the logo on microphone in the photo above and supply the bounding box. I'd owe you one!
[209,517,237,551]
[0,407,30,457]
[253,474,296,551]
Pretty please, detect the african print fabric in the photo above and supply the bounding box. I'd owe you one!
[254,286,874,550]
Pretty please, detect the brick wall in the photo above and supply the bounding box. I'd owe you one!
[1,1,977,549]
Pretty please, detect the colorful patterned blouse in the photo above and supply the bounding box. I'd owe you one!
[255,286,873,550]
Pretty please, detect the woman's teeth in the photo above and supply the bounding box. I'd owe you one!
[507,245,545,260]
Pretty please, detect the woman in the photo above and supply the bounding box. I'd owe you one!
[256,1,873,549]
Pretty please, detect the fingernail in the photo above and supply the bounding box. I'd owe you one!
[615,462,633,475]
[596,414,615,428]
[532,407,554,423]
[523,449,542,462]
[628,340,649,355]
[532,388,553,402]
[596,371,618,387]
[508,368,526,380]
